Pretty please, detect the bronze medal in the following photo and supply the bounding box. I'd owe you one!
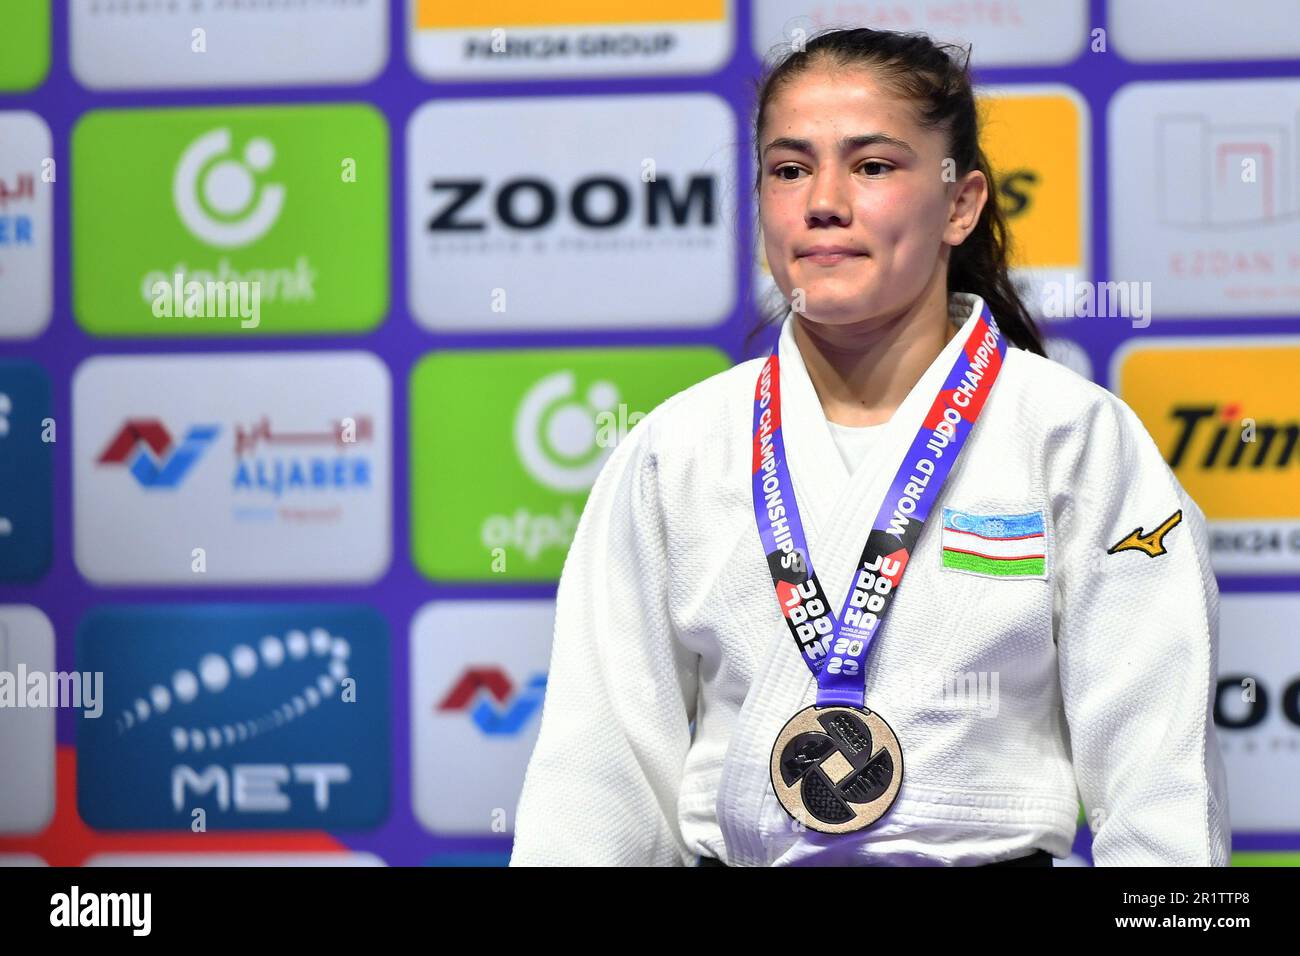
[769,704,903,833]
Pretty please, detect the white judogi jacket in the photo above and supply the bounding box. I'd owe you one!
[509,292,1231,867]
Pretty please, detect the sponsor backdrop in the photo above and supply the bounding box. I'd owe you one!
[0,0,1297,866]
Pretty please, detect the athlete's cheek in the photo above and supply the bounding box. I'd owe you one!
[856,189,914,237]
[887,190,944,245]
[760,204,799,256]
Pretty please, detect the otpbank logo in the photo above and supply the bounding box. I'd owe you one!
[408,0,730,80]
[74,352,391,585]
[72,104,388,336]
[438,669,548,736]
[410,345,727,581]
[76,605,389,830]
[97,420,219,488]
[1113,338,1300,574]
[411,601,554,834]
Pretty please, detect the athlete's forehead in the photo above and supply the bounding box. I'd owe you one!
[760,66,935,154]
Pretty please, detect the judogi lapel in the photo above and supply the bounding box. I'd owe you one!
[715,294,988,864]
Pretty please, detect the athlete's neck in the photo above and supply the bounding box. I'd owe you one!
[793,288,958,428]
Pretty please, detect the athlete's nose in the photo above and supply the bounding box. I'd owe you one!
[806,168,852,228]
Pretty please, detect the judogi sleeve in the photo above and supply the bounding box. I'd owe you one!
[509,419,700,866]
[1051,390,1231,866]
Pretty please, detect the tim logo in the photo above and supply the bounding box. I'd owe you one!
[97,419,219,488]
[1167,404,1300,471]
[76,605,389,830]
[437,668,546,736]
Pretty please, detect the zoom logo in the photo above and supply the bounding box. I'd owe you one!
[174,128,284,248]
[96,419,219,489]
[406,95,736,331]
[1215,675,1300,730]
[76,605,390,830]
[425,175,715,232]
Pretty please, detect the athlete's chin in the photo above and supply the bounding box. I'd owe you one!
[795,289,889,327]
[789,259,869,294]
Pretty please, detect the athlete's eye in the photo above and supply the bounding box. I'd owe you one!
[858,160,893,177]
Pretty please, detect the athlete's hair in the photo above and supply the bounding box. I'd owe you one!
[748,27,1046,355]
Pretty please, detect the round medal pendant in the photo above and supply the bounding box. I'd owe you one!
[769,704,904,834]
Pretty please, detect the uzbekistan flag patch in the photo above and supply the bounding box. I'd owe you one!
[941,509,1046,579]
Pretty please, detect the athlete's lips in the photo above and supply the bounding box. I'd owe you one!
[796,245,869,264]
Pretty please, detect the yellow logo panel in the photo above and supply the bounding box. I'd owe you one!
[415,0,724,28]
[1115,341,1300,521]
[978,90,1084,270]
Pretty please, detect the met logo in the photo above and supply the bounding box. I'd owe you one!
[437,668,546,736]
[97,419,219,488]
[76,605,390,830]
[172,763,350,813]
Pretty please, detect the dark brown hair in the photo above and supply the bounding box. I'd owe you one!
[749,27,1046,355]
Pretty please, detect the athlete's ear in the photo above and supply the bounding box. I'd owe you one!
[942,168,988,247]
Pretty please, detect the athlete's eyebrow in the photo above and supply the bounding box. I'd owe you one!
[762,132,917,158]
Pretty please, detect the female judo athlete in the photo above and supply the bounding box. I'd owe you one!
[509,27,1230,867]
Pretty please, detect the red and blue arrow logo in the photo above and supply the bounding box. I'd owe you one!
[98,419,220,488]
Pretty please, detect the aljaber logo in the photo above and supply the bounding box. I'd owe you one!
[437,667,546,736]
[231,414,373,506]
[76,605,390,830]
[96,419,219,488]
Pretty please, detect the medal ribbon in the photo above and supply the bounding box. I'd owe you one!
[750,301,1008,708]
